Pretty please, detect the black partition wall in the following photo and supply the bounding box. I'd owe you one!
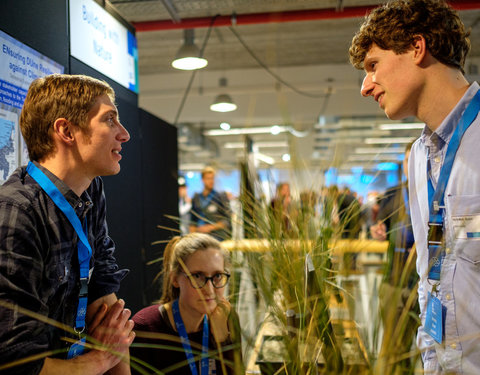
[0,0,179,313]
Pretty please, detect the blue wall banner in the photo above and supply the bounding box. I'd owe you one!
[70,0,139,93]
[0,29,64,182]
[0,30,64,109]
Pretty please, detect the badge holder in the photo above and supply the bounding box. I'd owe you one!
[425,219,446,344]
[424,285,446,344]
[68,331,87,358]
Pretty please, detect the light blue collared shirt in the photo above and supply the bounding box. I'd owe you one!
[409,81,480,374]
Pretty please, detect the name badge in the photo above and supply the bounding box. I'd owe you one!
[452,214,480,239]
[207,204,218,213]
[424,292,446,344]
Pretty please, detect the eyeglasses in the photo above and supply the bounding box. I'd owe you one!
[181,272,230,289]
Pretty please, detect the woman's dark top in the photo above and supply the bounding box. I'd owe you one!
[130,304,242,375]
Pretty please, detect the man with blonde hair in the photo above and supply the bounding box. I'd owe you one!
[189,166,231,241]
[0,74,134,374]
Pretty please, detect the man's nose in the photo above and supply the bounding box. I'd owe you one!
[361,74,374,97]
[118,122,130,143]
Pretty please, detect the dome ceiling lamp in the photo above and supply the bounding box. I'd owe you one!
[171,29,208,70]
[210,77,237,113]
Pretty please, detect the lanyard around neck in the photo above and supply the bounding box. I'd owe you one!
[427,90,480,221]
[172,299,209,375]
[425,91,480,281]
[26,162,92,356]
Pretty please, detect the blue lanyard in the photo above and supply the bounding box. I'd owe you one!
[26,162,92,357]
[172,299,209,375]
[426,90,480,279]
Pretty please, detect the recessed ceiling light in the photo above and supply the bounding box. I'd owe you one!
[282,153,291,162]
[378,122,424,130]
[220,122,231,130]
[271,125,281,135]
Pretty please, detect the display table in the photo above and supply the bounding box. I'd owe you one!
[222,238,388,254]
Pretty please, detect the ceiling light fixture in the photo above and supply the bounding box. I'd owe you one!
[378,122,425,130]
[171,29,208,70]
[271,125,281,135]
[204,126,290,136]
[355,147,405,154]
[364,137,416,144]
[210,78,237,112]
[347,154,401,161]
[179,164,206,171]
[256,153,275,165]
[220,122,231,130]
[282,153,291,162]
[224,141,288,149]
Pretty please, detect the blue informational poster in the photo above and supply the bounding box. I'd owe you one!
[0,29,64,182]
[69,0,139,93]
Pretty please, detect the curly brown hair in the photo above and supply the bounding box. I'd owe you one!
[349,0,471,73]
[20,74,115,162]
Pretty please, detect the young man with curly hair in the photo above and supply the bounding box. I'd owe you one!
[350,0,480,373]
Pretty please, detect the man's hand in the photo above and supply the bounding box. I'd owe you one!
[88,299,135,369]
[39,296,134,375]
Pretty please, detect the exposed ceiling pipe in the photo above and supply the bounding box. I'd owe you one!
[160,0,181,23]
[132,0,480,32]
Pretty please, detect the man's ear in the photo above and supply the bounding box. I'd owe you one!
[53,118,75,145]
[412,35,427,65]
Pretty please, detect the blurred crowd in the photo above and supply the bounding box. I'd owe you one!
[178,166,412,244]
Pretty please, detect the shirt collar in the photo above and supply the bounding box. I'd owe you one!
[420,81,480,147]
[32,161,90,209]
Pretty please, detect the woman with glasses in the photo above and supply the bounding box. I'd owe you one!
[130,233,243,374]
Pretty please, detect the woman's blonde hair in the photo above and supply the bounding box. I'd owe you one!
[159,233,231,304]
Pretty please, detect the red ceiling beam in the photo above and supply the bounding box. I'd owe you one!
[132,0,480,32]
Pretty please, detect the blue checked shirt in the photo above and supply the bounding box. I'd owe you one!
[409,82,480,374]
[0,162,128,374]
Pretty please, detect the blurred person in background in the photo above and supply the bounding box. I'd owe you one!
[360,190,381,239]
[337,187,362,240]
[371,141,415,251]
[189,167,231,241]
[178,177,191,235]
[270,182,297,236]
[299,189,320,239]
[370,141,419,373]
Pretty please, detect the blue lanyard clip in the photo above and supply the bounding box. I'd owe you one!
[427,222,444,244]
[79,277,88,297]
[432,201,445,213]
